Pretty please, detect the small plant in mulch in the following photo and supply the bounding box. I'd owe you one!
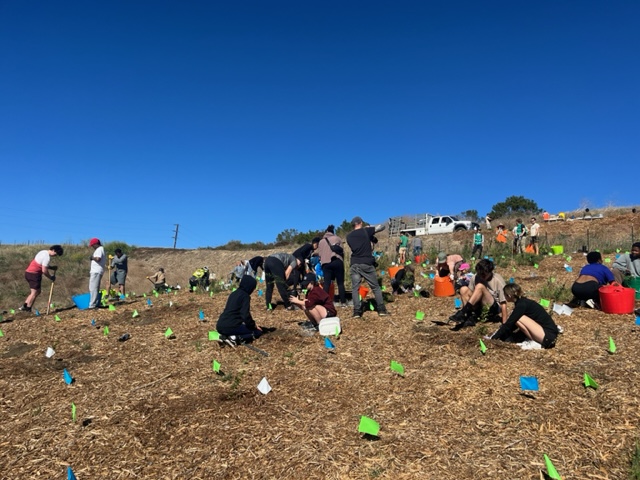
[537,277,571,304]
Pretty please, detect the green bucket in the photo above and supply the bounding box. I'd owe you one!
[550,245,564,255]
[623,277,640,300]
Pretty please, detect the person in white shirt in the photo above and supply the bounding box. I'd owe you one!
[88,238,106,309]
[20,245,63,312]
[529,218,540,255]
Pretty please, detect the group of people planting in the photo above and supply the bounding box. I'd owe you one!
[17,225,640,351]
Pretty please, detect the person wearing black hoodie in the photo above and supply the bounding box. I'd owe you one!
[216,275,262,344]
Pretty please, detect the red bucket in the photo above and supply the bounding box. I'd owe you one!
[599,283,635,314]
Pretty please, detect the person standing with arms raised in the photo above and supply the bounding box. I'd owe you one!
[346,216,389,318]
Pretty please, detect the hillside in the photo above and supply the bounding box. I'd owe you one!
[1,209,639,479]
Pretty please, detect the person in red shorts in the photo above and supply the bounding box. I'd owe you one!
[20,245,64,312]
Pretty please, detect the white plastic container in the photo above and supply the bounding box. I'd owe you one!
[319,317,341,336]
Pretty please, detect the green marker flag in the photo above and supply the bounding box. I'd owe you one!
[534,263,539,269]
[143,293,147,297]
[369,302,375,311]
[164,327,174,338]
[0,329,4,338]
[125,293,129,298]
[566,256,572,261]
[604,258,611,263]
[132,309,140,318]
[390,360,405,376]
[208,331,220,341]
[55,315,61,322]
[584,372,598,389]
[479,339,487,354]
[71,403,77,422]
[550,277,556,283]
[415,311,425,321]
[210,291,214,297]
[155,292,159,298]
[192,286,197,292]
[608,336,616,354]
[381,286,386,291]
[421,272,428,278]
[335,325,340,338]
[212,359,221,373]
[543,454,561,480]
[268,303,273,311]
[358,416,380,436]
[10,309,15,314]
[103,326,109,336]
[108,304,116,311]
[50,303,55,309]
[413,289,419,297]
[539,298,550,308]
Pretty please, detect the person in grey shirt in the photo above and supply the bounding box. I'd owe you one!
[264,252,301,311]
[109,248,128,297]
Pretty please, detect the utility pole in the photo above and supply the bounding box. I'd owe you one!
[172,224,179,249]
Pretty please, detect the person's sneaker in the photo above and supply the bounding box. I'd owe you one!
[557,325,564,334]
[635,308,640,316]
[223,335,238,348]
[586,299,596,309]
[18,305,32,312]
[285,305,295,311]
[352,310,362,318]
[378,310,390,317]
[450,318,475,331]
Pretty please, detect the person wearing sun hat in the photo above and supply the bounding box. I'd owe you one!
[436,251,464,280]
[88,238,106,309]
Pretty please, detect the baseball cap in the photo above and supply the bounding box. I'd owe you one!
[89,238,101,247]
[301,273,316,289]
[351,216,363,226]
[437,252,447,263]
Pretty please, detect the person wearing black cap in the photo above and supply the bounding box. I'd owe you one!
[288,273,337,330]
[264,252,301,310]
[346,216,389,317]
[291,237,321,291]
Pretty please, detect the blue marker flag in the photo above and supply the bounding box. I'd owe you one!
[454,298,462,308]
[324,337,335,349]
[67,466,77,480]
[63,369,73,385]
[635,316,640,326]
[199,310,205,320]
[519,376,539,391]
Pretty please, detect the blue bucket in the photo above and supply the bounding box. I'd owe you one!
[72,292,101,310]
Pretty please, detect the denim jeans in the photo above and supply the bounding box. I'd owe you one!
[350,263,386,313]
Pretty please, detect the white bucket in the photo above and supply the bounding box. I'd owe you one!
[319,317,341,336]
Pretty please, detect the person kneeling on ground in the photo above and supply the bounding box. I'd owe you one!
[147,267,169,292]
[391,264,415,295]
[487,283,558,349]
[449,258,507,329]
[567,251,614,309]
[216,275,266,347]
[289,273,337,330]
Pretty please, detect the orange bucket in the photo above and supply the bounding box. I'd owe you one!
[388,266,403,279]
[358,285,369,299]
[433,276,455,297]
[599,283,635,314]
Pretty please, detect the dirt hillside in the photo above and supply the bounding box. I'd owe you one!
[1,209,640,479]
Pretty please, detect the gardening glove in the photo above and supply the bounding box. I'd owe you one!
[50,275,56,282]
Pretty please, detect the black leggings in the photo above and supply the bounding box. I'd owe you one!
[571,280,599,301]
[264,257,291,308]
[322,259,346,303]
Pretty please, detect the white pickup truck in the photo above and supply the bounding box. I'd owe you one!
[389,214,480,236]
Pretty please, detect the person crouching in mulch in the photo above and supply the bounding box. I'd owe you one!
[289,273,337,331]
[216,275,270,347]
[486,283,559,349]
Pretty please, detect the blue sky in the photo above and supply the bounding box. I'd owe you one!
[1,1,638,248]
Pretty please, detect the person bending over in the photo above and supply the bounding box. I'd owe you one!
[488,283,558,349]
[567,251,614,309]
[289,273,337,330]
[216,275,264,347]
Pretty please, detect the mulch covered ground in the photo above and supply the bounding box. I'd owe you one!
[1,253,639,479]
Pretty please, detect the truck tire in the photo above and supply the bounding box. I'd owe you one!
[454,225,467,232]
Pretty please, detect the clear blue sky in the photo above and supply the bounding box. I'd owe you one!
[2,1,638,248]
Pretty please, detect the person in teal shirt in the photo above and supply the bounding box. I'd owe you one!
[471,229,484,259]
[398,233,409,264]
